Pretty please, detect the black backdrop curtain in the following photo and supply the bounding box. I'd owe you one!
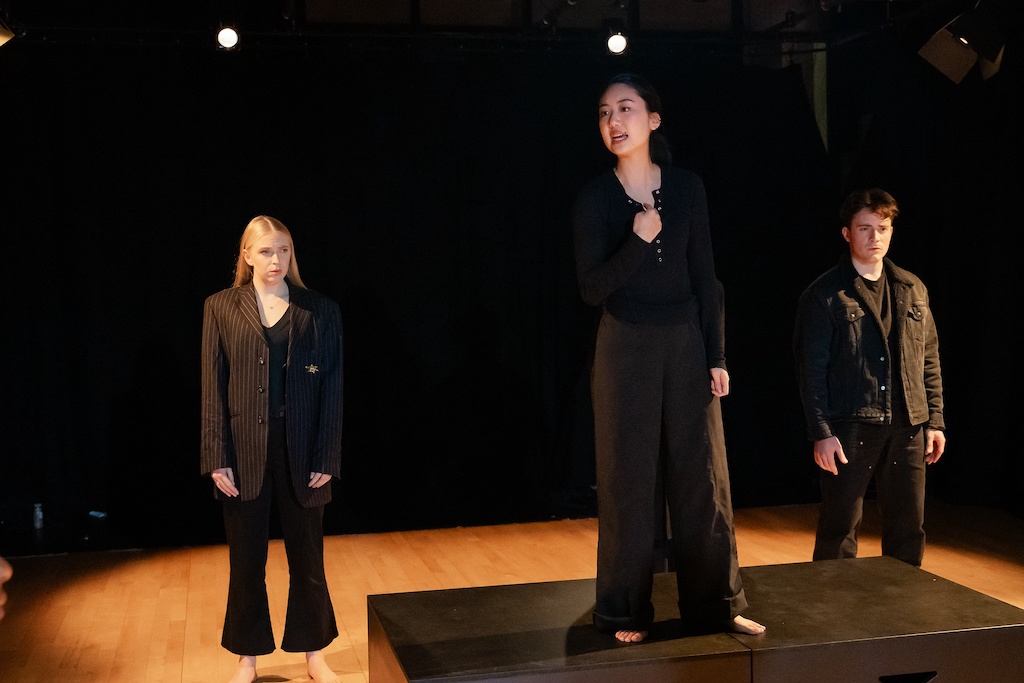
[1,26,1020,552]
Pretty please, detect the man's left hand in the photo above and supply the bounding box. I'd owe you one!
[925,429,946,465]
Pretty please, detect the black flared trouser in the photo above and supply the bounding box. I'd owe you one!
[221,417,338,655]
[813,420,927,566]
[591,312,747,633]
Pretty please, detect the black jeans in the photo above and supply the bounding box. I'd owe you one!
[813,420,927,566]
[591,312,747,633]
[221,418,338,655]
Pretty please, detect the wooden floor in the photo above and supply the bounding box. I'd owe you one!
[1,500,1022,683]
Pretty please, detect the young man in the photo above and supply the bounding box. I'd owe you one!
[793,188,946,566]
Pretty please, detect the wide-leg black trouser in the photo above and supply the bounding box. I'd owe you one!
[813,420,927,566]
[221,418,339,655]
[591,312,747,633]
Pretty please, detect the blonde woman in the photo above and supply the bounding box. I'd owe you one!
[201,215,344,683]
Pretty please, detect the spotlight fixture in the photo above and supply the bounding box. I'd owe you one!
[217,25,239,50]
[918,0,1007,83]
[607,32,627,55]
[0,17,14,47]
[605,19,628,55]
[947,1,1004,63]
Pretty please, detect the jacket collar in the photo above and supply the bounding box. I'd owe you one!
[838,253,913,287]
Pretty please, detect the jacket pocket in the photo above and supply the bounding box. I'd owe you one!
[832,301,866,357]
[907,300,928,342]
[834,303,865,322]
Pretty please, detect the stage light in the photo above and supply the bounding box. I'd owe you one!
[947,1,1004,63]
[918,0,1007,83]
[607,32,627,55]
[217,26,239,50]
[605,19,628,55]
[0,18,14,47]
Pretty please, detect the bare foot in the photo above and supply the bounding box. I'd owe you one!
[226,655,257,683]
[306,650,340,683]
[730,615,766,634]
[614,630,648,643]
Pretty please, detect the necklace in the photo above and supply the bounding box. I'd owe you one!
[260,292,289,310]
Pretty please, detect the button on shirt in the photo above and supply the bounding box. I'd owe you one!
[572,167,727,368]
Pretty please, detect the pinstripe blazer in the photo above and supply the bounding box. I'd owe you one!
[201,281,343,506]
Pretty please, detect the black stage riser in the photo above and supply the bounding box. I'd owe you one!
[368,557,1024,683]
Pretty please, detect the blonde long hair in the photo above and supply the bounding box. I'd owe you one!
[232,215,306,288]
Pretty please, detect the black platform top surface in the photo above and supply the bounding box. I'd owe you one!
[733,555,1024,651]
[368,573,747,678]
[367,556,1024,679]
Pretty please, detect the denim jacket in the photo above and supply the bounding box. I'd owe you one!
[793,254,944,441]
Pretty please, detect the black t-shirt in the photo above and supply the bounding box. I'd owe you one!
[264,308,291,419]
[861,271,908,425]
[860,271,891,339]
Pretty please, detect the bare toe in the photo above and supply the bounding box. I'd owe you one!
[731,615,766,635]
[614,629,648,643]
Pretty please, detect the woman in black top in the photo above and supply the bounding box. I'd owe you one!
[572,74,764,642]
[201,215,344,683]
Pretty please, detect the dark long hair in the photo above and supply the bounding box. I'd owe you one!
[603,73,673,166]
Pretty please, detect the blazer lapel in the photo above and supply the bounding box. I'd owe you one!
[236,284,266,339]
[288,286,313,355]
